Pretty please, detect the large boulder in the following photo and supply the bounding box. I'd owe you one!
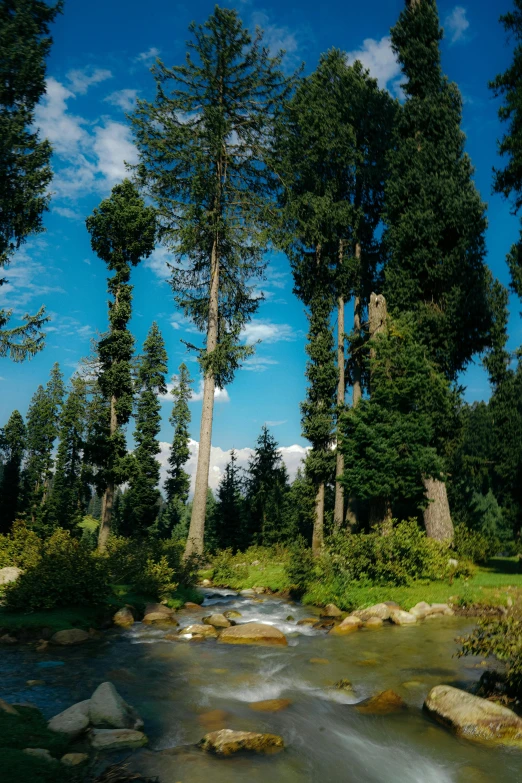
[203,613,231,629]
[90,728,147,751]
[356,690,407,715]
[389,610,417,626]
[0,566,22,585]
[353,603,391,622]
[218,622,287,646]
[409,601,431,620]
[200,729,284,755]
[112,607,134,627]
[48,699,90,737]
[428,603,454,617]
[89,682,142,729]
[363,617,383,629]
[424,685,522,746]
[329,616,362,635]
[143,603,178,625]
[321,604,343,618]
[51,629,90,646]
[178,624,218,639]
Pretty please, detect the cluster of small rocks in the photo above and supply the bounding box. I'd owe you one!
[325,600,454,635]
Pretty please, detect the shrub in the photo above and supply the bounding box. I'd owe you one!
[454,525,499,565]
[4,529,110,611]
[457,615,522,698]
[211,549,248,585]
[286,538,316,595]
[324,520,450,587]
[0,521,41,570]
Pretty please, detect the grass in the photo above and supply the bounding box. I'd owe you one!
[0,605,103,633]
[203,554,522,612]
[0,707,74,783]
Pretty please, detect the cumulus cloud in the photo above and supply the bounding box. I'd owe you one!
[104,88,139,112]
[160,377,230,404]
[136,46,160,65]
[444,6,470,44]
[0,244,64,312]
[34,76,138,200]
[66,67,113,95]
[346,36,402,95]
[242,355,279,372]
[240,319,298,345]
[156,439,308,494]
[52,206,82,220]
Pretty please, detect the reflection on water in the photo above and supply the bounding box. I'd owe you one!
[1,589,519,782]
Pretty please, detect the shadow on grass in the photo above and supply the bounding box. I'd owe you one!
[485,557,521,576]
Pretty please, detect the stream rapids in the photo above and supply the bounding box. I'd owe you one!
[1,589,520,782]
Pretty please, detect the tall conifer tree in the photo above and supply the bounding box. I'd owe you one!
[163,362,193,536]
[86,179,156,551]
[131,7,290,557]
[48,376,88,529]
[0,410,26,531]
[123,323,168,536]
[210,450,246,551]
[383,0,494,539]
[0,0,61,360]
[246,425,290,545]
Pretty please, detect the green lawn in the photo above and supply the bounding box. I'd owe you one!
[203,556,522,612]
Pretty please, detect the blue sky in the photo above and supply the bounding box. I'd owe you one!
[1,0,521,486]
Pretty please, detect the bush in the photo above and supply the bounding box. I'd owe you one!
[4,529,110,611]
[454,525,499,565]
[458,616,522,698]
[0,521,41,570]
[286,538,315,595]
[211,549,248,585]
[324,519,451,587]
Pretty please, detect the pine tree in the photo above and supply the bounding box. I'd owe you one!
[274,50,395,531]
[246,425,290,545]
[0,0,62,360]
[301,290,338,554]
[22,362,64,525]
[210,450,246,551]
[131,7,290,557]
[85,179,156,551]
[48,376,89,529]
[383,0,494,539]
[0,410,26,531]
[122,323,168,536]
[163,362,193,537]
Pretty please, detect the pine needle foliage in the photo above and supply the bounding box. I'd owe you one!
[0,410,26,531]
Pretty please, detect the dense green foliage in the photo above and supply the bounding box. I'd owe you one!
[458,615,522,699]
[0,410,26,530]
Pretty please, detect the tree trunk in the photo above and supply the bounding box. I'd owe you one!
[333,243,345,531]
[346,243,363,531]
[369,496,393,535]
[98,393,118,552]
[184,239,219,559]
[312,481,325,556]
[423,477,454,541]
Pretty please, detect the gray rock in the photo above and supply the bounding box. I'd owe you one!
[143,603,178,625]
[203,613,230,629]
[353,603,391,621]
[23,748,53,762]
[200,728,284,755]
[424,685,522,746]
[89,682,139,729]
[51,628,90,645]
[0,566,22,585]
[409,601,431,619]
[48,699,90,737]
[90,728,147,751]
[0,634,17,644]
[113,607,134,627]
[389,609,417,625]
[321,603,342,618]
[61,753,89,766]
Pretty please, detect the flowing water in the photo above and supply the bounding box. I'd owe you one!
[1,590,520,782]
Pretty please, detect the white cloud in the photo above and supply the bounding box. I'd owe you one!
[66,67,113,95]
[0,245,64,312]
[93,120,138,185]
[265,420,287,427]
[160,377,230,404]
[35,77,138,200]
[104,88,139,112]
[52,206,82,220]
[145,246,173,280]
[346,36,402,93]
[241,319,298,345]
[242,355,279,372]
[444,6,470,44]
[156,439,308,494]
[136,47,160,65]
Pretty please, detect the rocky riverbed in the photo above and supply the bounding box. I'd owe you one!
[1,588,521,782]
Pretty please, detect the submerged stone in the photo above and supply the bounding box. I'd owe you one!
[223,610,242,619]
[389,610,417,626]
[218,622,287,646]
[198,709,230,731]
[329,616,362,635]
[200,728,284,755]
[51,628,90,645]
[321,603,342,618]
[203,613,231,628]
[424,685,522,746]
[249,698,291,712]
[90,728,147,751]
[179,624,218,638]
[356,689,407,715]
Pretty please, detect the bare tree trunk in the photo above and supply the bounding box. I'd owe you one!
[184,239,219,559]
[98,393,117,552]
[368,293,390,531]
[369,496,393,535]
[333,242,345,531]
[346,243,363,531]
[368,292,387,365]
[312,481,325,556]
[423,477,454,541]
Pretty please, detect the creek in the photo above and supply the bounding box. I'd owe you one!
[1,589,520,782]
